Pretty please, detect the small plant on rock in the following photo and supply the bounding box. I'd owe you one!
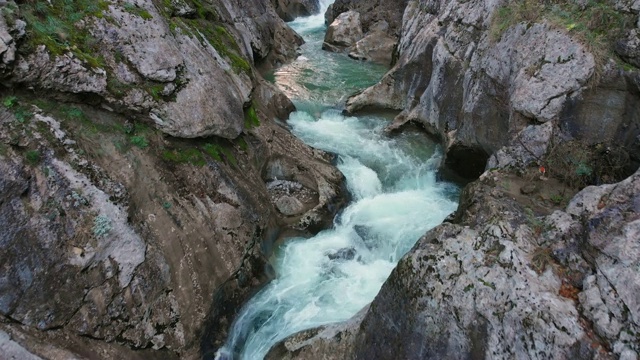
[2,96,18,108]
[25,150,41,165]
[531,246,554,274]
[130,135,149,149]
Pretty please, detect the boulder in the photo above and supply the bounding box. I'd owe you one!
[348,31,397,66]
[326,0,408,37]
[271,0,320,21]
[322,11,364,51]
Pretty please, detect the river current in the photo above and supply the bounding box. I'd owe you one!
[217,3,459,359]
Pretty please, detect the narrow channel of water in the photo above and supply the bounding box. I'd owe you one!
[217,3,459,359]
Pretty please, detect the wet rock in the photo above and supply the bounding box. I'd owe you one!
[348,31,397,66]
[327,0,408,37]
[324,4,334,25]
[327,248,356,261]
[323,11,364,51]
[266,306,367,360]
[272,0,320,21]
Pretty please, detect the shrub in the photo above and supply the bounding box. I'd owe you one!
[130,135,149,149]
[546,140,631,189]
[20,0,109,68]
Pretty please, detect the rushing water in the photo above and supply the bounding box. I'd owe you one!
[217,3,459,359]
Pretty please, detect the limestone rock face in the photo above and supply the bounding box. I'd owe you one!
[1,0,302,139]
[344,0,640,179]
[0,0,346,357]
[271,0,320,21]
[0,13,24,74]
[327,0,408,37]
[323,11,364,50]
[273,168,640,359]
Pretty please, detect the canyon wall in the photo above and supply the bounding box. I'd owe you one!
[0,0,338,358]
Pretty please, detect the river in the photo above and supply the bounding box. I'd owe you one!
[217,3,459,359]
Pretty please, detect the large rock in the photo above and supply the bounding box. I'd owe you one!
[271,0,320,21]
[322,11,364,51]
[0,10,24,74]
[326,0,408,37]
[348,30,397,66]
[0,81,345,357]
[323,1,402,66]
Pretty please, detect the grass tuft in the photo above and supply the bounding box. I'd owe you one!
[490,0,635,75]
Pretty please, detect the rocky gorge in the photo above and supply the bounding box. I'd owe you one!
[1,0,639,360]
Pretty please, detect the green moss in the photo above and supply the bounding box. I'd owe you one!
[237,137,248,152]
[162,148,206,166]
[25,150,41,165]
[13,107,34,123]
[184,21,251,75]
[162,140,239,167]
[219,146,237,167]
[244,105,260,129]
[2,96,18,108]
[106,75,133,99]
[123,3,153,20]
[190,0,217,19]
[20,0,110,68]
[202,143,223,161]
[3,96,33,123]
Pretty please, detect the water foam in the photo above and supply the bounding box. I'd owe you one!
[217,4,459,359]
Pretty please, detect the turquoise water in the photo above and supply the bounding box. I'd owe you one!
[217,3,459,359]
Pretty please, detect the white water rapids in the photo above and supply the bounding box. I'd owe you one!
[217,2,459,359]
